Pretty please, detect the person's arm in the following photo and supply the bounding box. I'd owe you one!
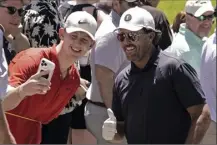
[185,104,211,144]
[0,102,16,144]
[95,64,114,108]
[3,56,51,111]
[3,71,51,111]
[94,33,123,108]
[111,80,125,143]
[102,80,125,143]
[172,62,211,144]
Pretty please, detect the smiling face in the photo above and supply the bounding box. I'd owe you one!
[118,28,154,62]
[0,0,23,33]
[59,28,94,59]
[186,11,214,38]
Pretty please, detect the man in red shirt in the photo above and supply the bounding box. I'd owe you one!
[2,11,97,144]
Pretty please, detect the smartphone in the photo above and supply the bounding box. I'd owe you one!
[37,58,55,81]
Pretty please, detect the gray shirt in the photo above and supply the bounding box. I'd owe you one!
[0,29,8,100]
[86,10,129,102]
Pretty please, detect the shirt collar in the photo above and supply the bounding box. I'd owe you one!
[179,23,206,46]
[129,46,161,74]
[109,10,120,27]
[50,45,76,80]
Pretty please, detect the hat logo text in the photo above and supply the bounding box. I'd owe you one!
[124,14,132,21]
[78,20,88,24]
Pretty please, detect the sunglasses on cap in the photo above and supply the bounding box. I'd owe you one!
[0,5,24,17]
[117,29,152,42]
[187,13,214,21]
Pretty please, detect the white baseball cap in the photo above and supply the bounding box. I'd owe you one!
[116,6,160,33]
[185,0,214,17]
[64,11,97,40]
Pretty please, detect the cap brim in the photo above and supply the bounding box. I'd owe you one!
[115,23,143,32]
[66,27,95,40]
[125,0,137,2]
[194,4,214,17]
[114,23,161,33]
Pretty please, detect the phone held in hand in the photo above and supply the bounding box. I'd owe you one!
[37,58,55,81]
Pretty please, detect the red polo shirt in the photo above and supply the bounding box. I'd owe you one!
[6,46,80,144]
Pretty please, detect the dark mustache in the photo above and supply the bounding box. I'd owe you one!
[124,44,136,48]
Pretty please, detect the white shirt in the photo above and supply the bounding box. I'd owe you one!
[0,29,8,101]
[200,31,216,122]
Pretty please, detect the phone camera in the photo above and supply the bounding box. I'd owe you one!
[41,61,47,66]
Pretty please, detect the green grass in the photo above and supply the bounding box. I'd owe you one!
[157,0,216,35]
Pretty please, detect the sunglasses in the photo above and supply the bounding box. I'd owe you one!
[0,5,24,17]
[117,29,152,42]
[188,13,214,21]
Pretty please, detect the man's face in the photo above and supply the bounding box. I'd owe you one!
[60,29,94,59]
[118,28,154,62]
[187,11,214,38]
[0,0,23,33]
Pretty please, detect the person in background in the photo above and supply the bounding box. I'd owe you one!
[84,0,141,144]
[3,23,30,65]
[165,0,214,76]
[59,0,107,27]
[22,0,61,48]
[2,11,97,144]
[0,0,26,143]
[171,11,186,37]
[102,7,211,144]
[142,0,160,7]
[200,29,216,144]
[95,1,112,14]
[140,0,173,50]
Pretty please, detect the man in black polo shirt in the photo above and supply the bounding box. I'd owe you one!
[102,7,211,144]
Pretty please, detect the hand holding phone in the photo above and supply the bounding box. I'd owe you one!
[37,58,55,81]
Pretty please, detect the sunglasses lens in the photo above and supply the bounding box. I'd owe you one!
[18,9,24,16]
[128,33,137,41]
[117,33,125,42]
[198,14,214,21]
[7,7,16,15]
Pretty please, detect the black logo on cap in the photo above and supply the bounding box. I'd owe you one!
[124,14,132,21]
[78,20,88,24]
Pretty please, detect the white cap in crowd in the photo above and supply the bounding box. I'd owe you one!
[117,6,160,33]
[64,11,97,40]
[185,0,214,17]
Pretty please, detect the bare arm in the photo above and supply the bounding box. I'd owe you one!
[95,64,114,108]
[185,104,211,144]
[3,71,51,111]
[0,101,16,144]
[3,85,24,111]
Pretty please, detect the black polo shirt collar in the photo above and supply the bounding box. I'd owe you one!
[129,46,161,74]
